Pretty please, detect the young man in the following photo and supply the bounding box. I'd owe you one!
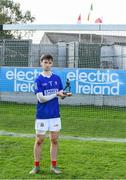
[29,54,69,175]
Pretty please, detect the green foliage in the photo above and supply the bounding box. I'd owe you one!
[0,0,35,38]
[0,0,35,23]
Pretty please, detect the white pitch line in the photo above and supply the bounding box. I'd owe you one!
[0,130,126,143]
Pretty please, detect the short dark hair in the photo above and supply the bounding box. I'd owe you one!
[40,54,53,62]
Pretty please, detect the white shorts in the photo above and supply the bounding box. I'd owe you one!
[35,118,61,135]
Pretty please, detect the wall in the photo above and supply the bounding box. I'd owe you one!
[1,92,126,107]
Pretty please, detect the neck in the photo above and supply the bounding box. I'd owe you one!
[43,70,51,76]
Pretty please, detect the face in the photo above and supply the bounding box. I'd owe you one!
[40,59,53,71]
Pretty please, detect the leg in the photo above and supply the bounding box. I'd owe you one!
[49,131,62,174]
[34,134,45,162]
[29,134,45,174]
[50,131,60,162]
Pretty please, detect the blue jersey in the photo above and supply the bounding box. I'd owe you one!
[34,73,63,119]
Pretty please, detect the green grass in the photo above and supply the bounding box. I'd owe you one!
[1,136,126,179]
[0,102,126,138]
[1,102,126,179]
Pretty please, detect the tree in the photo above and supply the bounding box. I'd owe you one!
[0,0,35,38]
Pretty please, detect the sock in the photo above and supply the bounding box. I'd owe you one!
[52,160,57,167]
[34,161,40,167]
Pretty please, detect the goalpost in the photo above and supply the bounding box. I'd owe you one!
[3,24,126,31]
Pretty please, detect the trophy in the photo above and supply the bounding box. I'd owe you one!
[63,79,72,96]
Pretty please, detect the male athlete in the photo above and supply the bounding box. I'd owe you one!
[29,54,70,175]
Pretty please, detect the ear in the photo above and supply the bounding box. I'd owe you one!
[40,61,42,66]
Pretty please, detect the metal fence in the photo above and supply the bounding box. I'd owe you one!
[0,39,126,70]
[1,24,126,106]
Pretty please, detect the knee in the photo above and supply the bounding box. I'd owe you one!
[36,138,44,146]
[51,138,58,145]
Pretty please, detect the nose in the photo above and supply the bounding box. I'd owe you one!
[46,64,50,67]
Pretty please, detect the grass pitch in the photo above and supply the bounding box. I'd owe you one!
[0,102,126,138]
[1,136,126,179]
[0,102,126,179]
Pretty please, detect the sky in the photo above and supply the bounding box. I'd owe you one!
[13,0,126,43]
[14,0,126,24]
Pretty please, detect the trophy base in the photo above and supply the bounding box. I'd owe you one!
[63,92,72,96]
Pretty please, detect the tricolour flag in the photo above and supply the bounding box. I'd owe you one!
[77,14,81,24]
[95,17,103,23]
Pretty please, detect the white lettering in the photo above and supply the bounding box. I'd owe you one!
[6,68,41,82]
[6,68,41,93]
[25,71,34,81]
[110,73,118,82]
[77,84,119,95]
[88,72,96,82]
[5,68,120,95]
[14,81,35,92]
[6,71,14,80]
[78,72,87,82]
[17,71,25,80]
[67,72,76,81]
[67,69,120,95]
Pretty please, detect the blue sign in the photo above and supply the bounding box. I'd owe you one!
[1,67,126,95]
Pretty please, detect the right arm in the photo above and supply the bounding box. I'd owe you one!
[37,91,67,103]
[36,92,57,103]
[34,77,67,103]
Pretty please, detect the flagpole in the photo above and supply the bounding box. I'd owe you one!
[87,3,93,22]
[77,14,81,42]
